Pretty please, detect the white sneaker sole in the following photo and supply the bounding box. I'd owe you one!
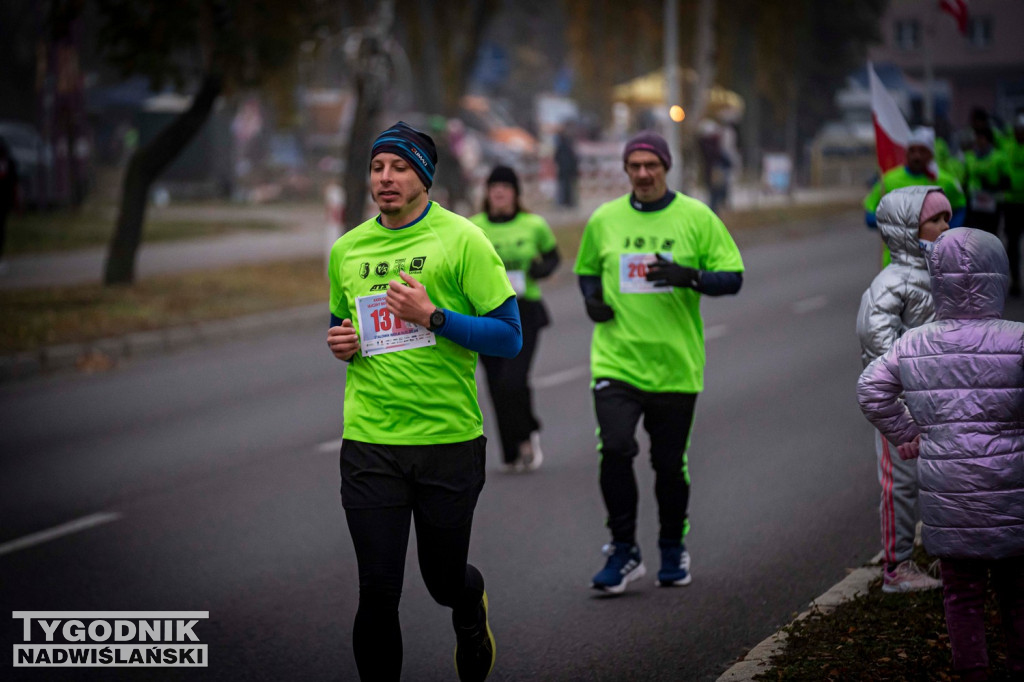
[881,580,940,594]
[592,562,647,594]
[524,449,543,471]
[657,573,692,587]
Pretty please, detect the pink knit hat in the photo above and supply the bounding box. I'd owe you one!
[920,189,951,225]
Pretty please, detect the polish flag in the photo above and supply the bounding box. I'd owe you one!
[868,62,911,173]
[940,0,969,35]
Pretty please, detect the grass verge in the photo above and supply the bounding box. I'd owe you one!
[0,258,327,353]
[753,555,1011,681]
[6,207,280,254]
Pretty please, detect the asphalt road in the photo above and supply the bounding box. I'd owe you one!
[1,211,940,680]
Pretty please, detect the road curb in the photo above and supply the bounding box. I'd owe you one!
[0,303,324,384]
[716,565,882,681]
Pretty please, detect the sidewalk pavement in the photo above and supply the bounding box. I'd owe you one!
[0,185,862,291]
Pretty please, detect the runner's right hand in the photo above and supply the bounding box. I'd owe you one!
[328,319,360,361]
[584,296,614,323]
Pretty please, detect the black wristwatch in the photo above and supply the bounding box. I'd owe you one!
[428,308,446,331]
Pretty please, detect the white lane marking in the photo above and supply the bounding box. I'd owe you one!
[534,365,590,389]
[705,324,728,340]
[318,437,343,453]
[793,295,828,315]
[0,512,121,557]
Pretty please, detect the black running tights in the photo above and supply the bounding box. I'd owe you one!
[344,506,484,681]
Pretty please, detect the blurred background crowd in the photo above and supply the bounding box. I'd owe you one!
[0,0,1021,251]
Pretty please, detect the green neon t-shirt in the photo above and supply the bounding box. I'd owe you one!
[964,149,1008,193]
[469,212,557,301]
[329,202,515,445]
[1006,141,1024,204]
[863,166,966,213]
[574,192,744,393]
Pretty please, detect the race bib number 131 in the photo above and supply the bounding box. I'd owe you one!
[356,293,436,357]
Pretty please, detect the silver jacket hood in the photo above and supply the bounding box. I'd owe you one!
[856,187,940,367]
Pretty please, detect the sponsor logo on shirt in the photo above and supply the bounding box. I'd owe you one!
[623,236,675,250]
[359,262,370,279]
[375,262,390,277]
[409,256,427,273]
[369,283,389,291]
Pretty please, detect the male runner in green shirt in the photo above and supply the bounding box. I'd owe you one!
[327,122,521,681]
[574,130,744,594]
[864,127,966,266]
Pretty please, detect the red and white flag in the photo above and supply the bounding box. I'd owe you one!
[868,62,911,173]
[939,0,969,35]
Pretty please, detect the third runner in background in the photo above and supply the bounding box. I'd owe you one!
[471,166,561,472]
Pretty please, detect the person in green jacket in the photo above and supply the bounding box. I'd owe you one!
[1004,114,1024,296]
[964,126,1009,236]
[470,166,560,472]
[864,127,966,265]
[942,129,974,188]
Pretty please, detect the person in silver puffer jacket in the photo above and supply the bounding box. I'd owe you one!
[856,185,950,593]
[857,227,1024,680]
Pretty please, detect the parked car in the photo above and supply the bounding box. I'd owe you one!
[0,121,52,207]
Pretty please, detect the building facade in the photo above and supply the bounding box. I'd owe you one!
[868,0,1024,128]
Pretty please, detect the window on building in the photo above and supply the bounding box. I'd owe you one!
[967,16,992,48]
[894,19,920,51]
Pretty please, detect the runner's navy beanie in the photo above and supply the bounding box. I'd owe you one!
[371,121,438,189]
[623,131,672,171]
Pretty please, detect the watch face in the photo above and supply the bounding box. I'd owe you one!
[430,310,445,329]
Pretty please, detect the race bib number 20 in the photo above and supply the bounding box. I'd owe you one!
[355,293,436,357]
[619,252,672,294]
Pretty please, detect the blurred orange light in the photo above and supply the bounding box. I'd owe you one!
[669,105,685,122]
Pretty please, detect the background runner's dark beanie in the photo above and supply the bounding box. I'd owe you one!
[486,165,520,195]
[371,121,438,189]
[622,130,672,171]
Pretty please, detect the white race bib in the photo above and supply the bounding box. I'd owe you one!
[619,252,673,294]
[356,293,436,357]
[507,270,527,296]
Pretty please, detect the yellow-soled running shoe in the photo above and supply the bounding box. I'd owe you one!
[454,591,495,681]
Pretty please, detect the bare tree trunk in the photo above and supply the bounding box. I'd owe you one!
[414,0,445,115]
[342,1,393,230]
[687,0,717,131]
[449,0,494,115]
[104,74,223,285]
[784,78,799,198]
[735,8,760,181]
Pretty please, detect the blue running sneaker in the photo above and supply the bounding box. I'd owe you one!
[454,591,495,682]
[591,542,646,594]
[657,540,692,586]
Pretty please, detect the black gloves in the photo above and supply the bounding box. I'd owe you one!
[528,248,560,280]
[584,291,615,323]
[645,253,700,289]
